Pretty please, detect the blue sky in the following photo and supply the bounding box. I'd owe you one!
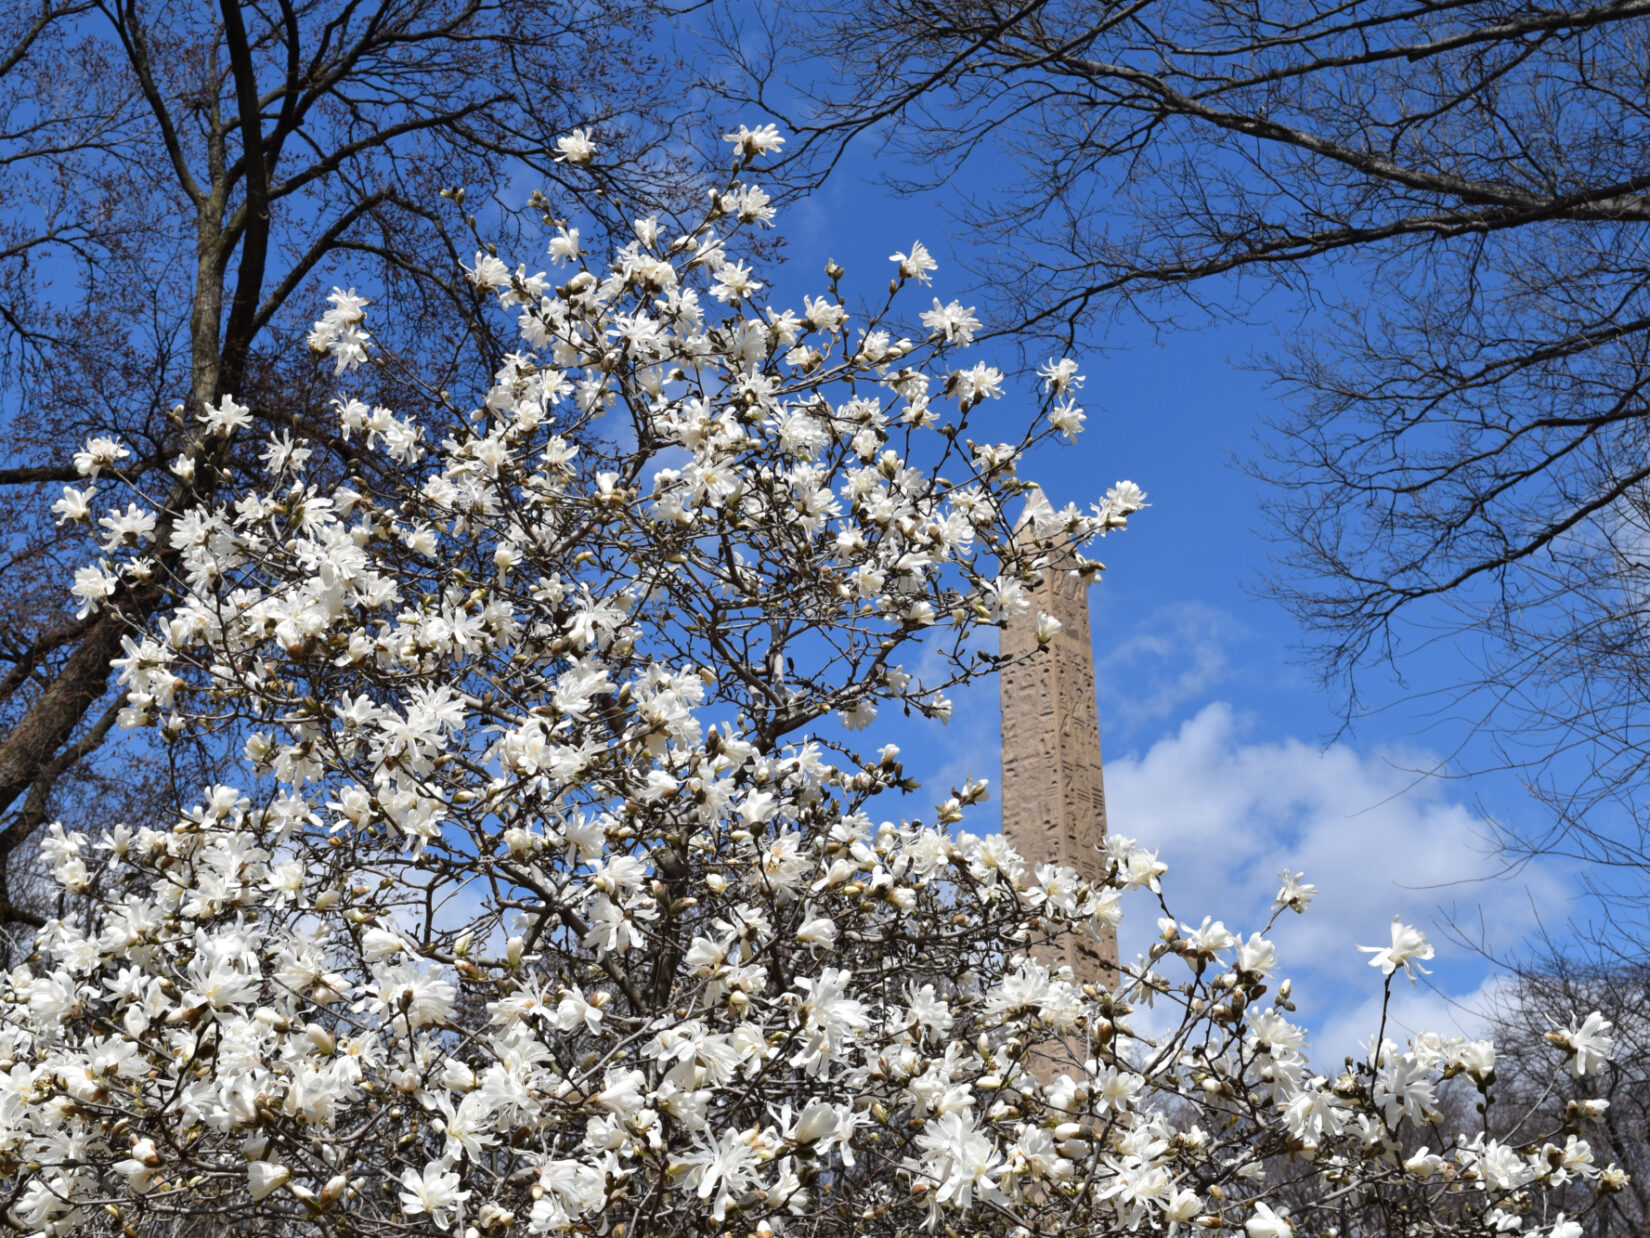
[757,132,1571,1059]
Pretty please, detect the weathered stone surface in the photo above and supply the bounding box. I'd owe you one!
[999,541,1118,989]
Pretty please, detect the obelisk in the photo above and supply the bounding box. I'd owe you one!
[999,537,1118,988]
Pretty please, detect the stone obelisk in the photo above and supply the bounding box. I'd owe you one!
[999,540,1119,988]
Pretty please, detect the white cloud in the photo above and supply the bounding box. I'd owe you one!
[1311,973,1508,1069]
[1103,702,1571,1056]
[893,679,1566,1062]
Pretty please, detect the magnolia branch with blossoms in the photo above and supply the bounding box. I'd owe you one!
[0,123,1625,1238]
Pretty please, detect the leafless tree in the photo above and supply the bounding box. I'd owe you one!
[728,0,1650,919]
[0,0,710,928]
[1482,963,1650,1237]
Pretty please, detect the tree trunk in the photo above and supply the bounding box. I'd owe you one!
[0,611,128,822]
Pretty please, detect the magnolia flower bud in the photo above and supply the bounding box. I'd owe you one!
[479,1204,516,1229]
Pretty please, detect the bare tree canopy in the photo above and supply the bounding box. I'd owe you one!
[738,0,1650,904]
[0,0,705,924]
[1487,963,1650,1237]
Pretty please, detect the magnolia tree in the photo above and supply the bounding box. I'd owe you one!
[0,126,1626,1238]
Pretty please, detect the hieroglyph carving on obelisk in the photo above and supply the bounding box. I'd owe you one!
[999,537,1119,989]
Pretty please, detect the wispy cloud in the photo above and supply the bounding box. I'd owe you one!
[1092,600,1236,729]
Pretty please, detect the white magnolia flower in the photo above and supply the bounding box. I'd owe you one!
[400,1162,470,1229]
[248,1161,291,1202]
[1358,915,1435,979]
[1245,1202,1293,1238]
[199,395,254,436]
[1038,357,1083,394]
[52,484,95,524]
[889,240,938,284]
[555,127,596,164]
[1549,1010,1615,1077]
[1275,869,1317,912]
[724,123,785,157]
[920,298,980,344]
[73,435,129,476]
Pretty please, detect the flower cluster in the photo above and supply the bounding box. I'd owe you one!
[10,128,1622,1238]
